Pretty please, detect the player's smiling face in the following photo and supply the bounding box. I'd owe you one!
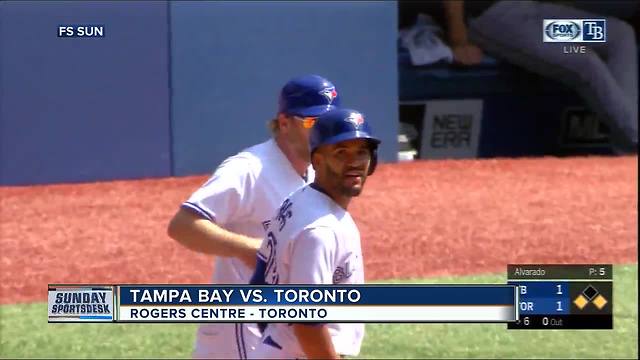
[315,139,372,197]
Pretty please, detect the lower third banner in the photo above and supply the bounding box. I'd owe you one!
[48,284,518,323]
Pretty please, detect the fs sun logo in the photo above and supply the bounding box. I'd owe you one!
[345,112,364,129]
[318,86,338,104]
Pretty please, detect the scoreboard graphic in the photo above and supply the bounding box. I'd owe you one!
[507,264,613,329]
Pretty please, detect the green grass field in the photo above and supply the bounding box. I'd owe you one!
[1,265,636,359]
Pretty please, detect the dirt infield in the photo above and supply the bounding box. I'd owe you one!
[0,156,637,304]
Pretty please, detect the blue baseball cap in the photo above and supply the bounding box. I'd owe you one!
[278,74,341,117]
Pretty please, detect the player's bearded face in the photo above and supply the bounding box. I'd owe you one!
[320,139,371,197]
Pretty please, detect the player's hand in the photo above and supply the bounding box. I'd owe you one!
[451,43,483,65]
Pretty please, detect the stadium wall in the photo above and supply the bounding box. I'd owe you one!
[0,1,172,186]
[0,1,398,185]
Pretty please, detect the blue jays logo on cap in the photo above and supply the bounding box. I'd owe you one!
[318,86,338,104]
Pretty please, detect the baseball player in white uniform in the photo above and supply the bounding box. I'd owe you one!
[249,108,381,359]
[167,74,341,359]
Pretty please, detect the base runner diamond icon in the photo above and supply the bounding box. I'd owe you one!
[582,285,599,300]
[574,294,589,310]
[592,294,608,310]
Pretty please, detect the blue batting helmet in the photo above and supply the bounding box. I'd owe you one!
[309,108,381,175]
[278,74,341,117]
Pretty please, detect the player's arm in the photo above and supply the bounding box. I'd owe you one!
[167,209,261,268]
[167,158,261,268]
[288,227,340,359]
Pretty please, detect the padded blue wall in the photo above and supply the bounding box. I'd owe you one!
[0,1,171,185]
[0,1,398,185]
[170,1,398,176]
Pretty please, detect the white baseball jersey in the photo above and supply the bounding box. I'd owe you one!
[182,138,313,359]
[251,184,365,359]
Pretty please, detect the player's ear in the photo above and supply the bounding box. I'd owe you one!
[310,150,321,171]
[277,113,290,132]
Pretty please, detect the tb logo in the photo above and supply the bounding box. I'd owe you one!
[583,20,606,42]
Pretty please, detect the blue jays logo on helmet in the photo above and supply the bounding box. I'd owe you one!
[345,112,364,129]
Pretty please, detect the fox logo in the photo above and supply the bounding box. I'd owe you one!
[318,87,338,104]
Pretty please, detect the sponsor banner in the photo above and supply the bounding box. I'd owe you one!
[559,107,610,148]
[421,99,483,159]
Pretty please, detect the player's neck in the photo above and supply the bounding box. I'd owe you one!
[311,182,351,210]
[274,136,309,177]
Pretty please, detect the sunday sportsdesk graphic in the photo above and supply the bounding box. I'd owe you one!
[48,285,115,322]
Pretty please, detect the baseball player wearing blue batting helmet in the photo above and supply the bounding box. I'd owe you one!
[309,108,381,176]
[251,108,381,359]
[168,74,341,359]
